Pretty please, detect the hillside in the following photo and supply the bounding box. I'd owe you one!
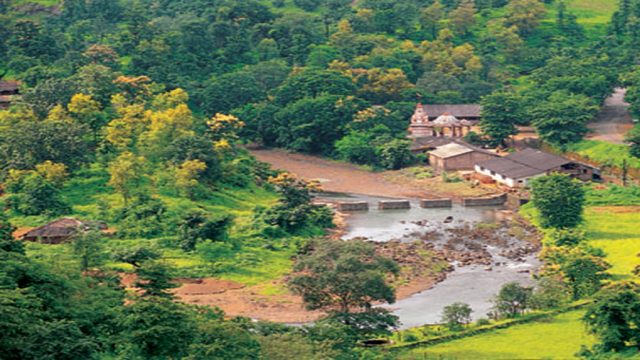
[2,0,640,359]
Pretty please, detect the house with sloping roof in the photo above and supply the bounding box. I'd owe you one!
[429,142,499,172]
[0,80,20,109]
[21,218,108,244]
[475,149,600,188]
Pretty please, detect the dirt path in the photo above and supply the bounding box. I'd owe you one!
[587,88,634,144]
[252,148,425,198]
[251,148,495,199]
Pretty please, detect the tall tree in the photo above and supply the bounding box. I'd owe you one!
[480,90,522,146]
[531,174,585,229]
[531,91,598,148]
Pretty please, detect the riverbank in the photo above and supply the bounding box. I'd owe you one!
[167,238,452,323]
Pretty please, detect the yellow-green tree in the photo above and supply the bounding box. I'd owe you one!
[449,0,476,36]
[505,0,547,35]
[35,161,68,186]
[359,68,413,103]
[68,93,104,141]
[175,159,207,199]
[206,113,245,144]
[108,151,147,205]
[105,102,148,151]
[45,105,73,123]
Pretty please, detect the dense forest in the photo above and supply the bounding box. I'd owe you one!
[1,0,640,359]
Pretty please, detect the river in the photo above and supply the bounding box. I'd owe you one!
[318,193,540,330]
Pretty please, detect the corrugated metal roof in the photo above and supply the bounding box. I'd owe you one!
[477,148,572,179]
[430,143,474,159]
[505,148,570,171]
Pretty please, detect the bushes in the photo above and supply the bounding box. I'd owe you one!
[5,170,70,216]
[335,132,417,170]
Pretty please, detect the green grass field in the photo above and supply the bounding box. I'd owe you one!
[566,140,640,170]
[585,207,640,282]
[398,310,596,360]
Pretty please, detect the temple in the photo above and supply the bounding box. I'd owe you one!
[408,103,481,138]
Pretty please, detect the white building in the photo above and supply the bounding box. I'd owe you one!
[475,149,598,188]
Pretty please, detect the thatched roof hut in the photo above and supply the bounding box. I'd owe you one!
[21,218,107,244]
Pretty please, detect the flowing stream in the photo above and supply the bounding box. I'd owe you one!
[318,193,540,330]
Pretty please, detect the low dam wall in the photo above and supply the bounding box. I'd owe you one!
[336,202,369,211]
[462,193,507,207]
[378,200,411,210]
[420,199,453,208]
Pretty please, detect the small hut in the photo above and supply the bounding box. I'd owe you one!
[0,80,20,109]
[21,218,107,244]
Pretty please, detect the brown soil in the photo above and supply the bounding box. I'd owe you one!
[251,148,496,199]
[116,236,452,323]
[590,206,640,214]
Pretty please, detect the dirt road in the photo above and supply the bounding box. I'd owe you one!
[251,148,496,199]
[588,88,635,144]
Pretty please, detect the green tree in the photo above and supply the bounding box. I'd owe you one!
[0,211,23,254]
[0,116,90,175]
[113,247,160,268]
[529,276,571,310]
[118,298,196,358]
[5,171,70,216]
[531,91,598,148]
[288,238,399,314]
[273,69,356,106]
[421,1,444,39]
[179,211,234,252]
[187,321,261,360]
[449,0,477,36]
[540,246,610,299]
[73,230,106,271]
[335,131,378,165]
[275,95,362,155]
[583,282,640,353]
[441,302,473,330]
[492,282,532,318]
[480,91,522,147]
[377,139,416,170]
[625,125,640,158]
[134,261,177,299]
[531,174,585,229]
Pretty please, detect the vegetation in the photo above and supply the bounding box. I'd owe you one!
[1,0,639,358]
[531,173,585,229]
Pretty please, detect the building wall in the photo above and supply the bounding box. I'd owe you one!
[431,151,498,172]
[474,165,539,188]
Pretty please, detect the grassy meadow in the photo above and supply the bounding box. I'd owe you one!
[398,310,596,360]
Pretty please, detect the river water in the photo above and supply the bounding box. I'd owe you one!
[318,193,539,329]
